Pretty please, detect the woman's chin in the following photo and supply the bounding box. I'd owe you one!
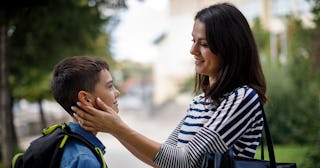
[195,68,204,75]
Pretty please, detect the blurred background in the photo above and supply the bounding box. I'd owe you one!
[1,0,320,167]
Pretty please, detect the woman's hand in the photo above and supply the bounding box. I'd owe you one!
[72,97,122,133]
[73,97,161,166]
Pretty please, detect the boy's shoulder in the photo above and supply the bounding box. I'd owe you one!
[61,139,102,167]
[61,138,102,167]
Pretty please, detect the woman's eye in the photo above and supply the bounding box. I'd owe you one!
[200,43,209,47]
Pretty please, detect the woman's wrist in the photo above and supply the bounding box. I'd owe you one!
[112,121,132,139]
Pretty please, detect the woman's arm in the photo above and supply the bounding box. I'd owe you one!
[73,87,262,168]
[72,98,161,166]
[118,139,156,166]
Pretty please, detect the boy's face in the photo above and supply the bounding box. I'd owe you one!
[89,69,120,113]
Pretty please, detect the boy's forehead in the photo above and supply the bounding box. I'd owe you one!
[99,69,112,82]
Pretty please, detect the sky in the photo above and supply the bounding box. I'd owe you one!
[109,0,168,63]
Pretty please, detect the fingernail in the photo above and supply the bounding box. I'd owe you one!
[76,102,82,106]
[71,106,76,111]
[97,97,102,102]
[73,113,78,117]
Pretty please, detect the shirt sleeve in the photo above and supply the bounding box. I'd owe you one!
[153,87,262,168]
[163,117,185,145]
[60,153,101,168]
[205,87,261,147]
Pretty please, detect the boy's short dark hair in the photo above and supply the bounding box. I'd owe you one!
[51,56,109,116]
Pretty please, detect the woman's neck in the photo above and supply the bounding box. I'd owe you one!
[209,76,217,86]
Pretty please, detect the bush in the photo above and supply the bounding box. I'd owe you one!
[300,132,320,168]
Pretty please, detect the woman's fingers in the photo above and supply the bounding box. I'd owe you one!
[71,98,120,133]
[72,105,92,119]
[76,102,98,116]
[72,113,81,123]
[73,111,98,131]
[81,124,97,132]
[71,105,96,125]
[96,97,115,114]
[96,97,108,111]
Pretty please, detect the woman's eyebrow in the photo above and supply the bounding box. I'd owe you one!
[192,36,207,41]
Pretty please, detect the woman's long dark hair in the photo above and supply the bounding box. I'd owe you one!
[194,3,267,104]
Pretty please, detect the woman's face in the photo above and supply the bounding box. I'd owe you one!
[190,19,221,84]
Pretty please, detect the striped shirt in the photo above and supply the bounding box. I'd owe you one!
[153,86,264,168]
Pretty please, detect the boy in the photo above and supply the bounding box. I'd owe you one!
[51,56,120,167]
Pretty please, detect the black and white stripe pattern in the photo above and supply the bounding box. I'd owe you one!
[153,86,263,168]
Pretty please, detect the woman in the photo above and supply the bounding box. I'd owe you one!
[73,3,267,168]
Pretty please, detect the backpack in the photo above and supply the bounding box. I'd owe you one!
[11,123,107,168]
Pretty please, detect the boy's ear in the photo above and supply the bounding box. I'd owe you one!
[78,90,94,106]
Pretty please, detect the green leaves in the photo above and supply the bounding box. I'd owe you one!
[8,0,114,101]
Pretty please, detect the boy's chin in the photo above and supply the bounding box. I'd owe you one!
[113,106,119,113]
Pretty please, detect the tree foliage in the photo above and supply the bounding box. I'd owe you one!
[9,0,114,101]
[1,0,125,166]
[260,17,320,144]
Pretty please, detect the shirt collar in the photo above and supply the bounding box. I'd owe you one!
[68,122,106,153]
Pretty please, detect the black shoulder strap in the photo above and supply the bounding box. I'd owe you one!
[260,102,277,168]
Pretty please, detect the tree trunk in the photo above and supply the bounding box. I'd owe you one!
[312,30,320,72]
[1,24,16,168]
[38,98,47,128]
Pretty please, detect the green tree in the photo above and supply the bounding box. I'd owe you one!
[0,0,126,167]
[10,0,109,128]
[299,0,320,167]
[264,17,320,144]
[251,12,320,144]
[252,18,271,62]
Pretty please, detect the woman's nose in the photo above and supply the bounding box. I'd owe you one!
[190,42,199,56]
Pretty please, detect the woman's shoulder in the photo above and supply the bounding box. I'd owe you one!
[191,85,259,106]
[193,92,205,100]
[222,85,259,103]
[227,85,256,95]
[191,93,208,105]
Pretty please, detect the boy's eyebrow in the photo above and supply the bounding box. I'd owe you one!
[106,80,113,85]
